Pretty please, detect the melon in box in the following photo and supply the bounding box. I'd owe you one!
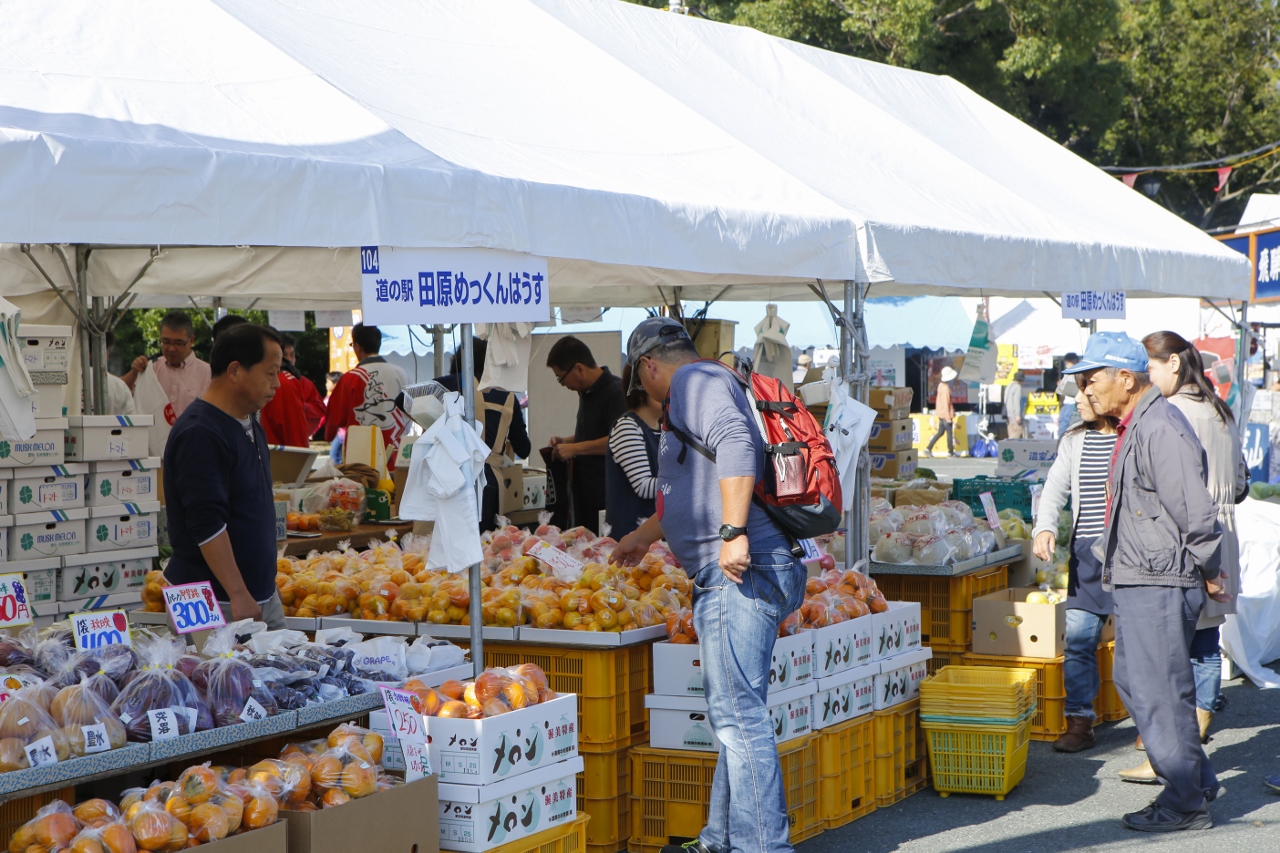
[20,557,59,604]
[873,647,932,711]
[89,458,161,506]
[10,508,87,560]
[10,464,88,514]
[809,612,874,678]
[59,547,156,601]
[64,415,152,462]
[644,681,815,751]
[87,502,160,552]
[425,693,577,784]
[871,601,922,662]
[437,756,583,853]
[812,661,879,730]
[0,419,67,467]
[770,630,814,689]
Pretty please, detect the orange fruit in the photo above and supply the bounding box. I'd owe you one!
[437,700,470,718]
[186,805,227,844]
[34,814,79,850]
[339,762,376,799]
[178,767,220,806]
[320,789,350,809]
[128,811,172,852]
[241,795,277,830]
[100,823,137,853]
[162,796,190,825]
[73,800,119,824]
[69,835,105,853]
[437,680,465,700]
[309,755,342,791]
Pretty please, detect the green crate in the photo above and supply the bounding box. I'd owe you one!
[952,476,1035,520]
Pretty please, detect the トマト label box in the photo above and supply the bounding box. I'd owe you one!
[0,419,67,468]
[873,647,932,711]
[871,601,923,663]
[87,502,160,552]
[89,458,161,506]
[64,415,152,462]
[21,385,67,420]
[437,755,583,853]
[10,464,88,514]
[812,662,880,730]
[644,681,816,752]
[425,692,578,785]
[19,557,60,604]
[809,612,874,679]
[9,508,88,560]
[59,547,156,601]
[18,325,71,372]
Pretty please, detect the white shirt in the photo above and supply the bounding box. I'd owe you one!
[106,374,137,416]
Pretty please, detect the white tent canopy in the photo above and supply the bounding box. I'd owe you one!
[0,0,1251,307]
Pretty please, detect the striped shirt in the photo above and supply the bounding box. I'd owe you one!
[1076,430,1118,538]
[608,415,658,499]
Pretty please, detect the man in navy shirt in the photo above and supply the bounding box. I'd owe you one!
[164,324,285,628]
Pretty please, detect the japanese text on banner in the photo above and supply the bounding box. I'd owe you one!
[71,610,132,651]
[0,574,33,629]
[1061,290,1126,320]
[163,582,227,635]
[360,246,550,325]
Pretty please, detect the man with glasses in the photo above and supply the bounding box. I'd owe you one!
[124,310,211,420]
[545,336,625,533]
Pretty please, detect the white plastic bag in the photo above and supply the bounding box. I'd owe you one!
[347,636,408,682]
[133,364,173,456]
[405,637,467,675]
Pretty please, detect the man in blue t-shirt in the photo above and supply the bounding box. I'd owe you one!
[613,318,805,853]
[164,324,285,628]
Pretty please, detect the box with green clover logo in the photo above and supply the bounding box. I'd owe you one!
[17,557,59,604]
[87,501,160,552]
[9,507,88,561]
[88,457,161,507]
[0,471,9,514]
[11,464,88,515]
[0,418,67,468]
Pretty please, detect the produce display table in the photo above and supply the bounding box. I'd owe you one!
[282,521,414,556]
[869,545,1022,578]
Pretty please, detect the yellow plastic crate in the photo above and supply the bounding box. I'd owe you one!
[925,643,968,675]
[484,642,651,751]
[872,698,930,806]
[1097,639,1116,682]
[1095,680,1129,722]
[873,565,1008,645]
[480,815,590,853]
[922,718,1031,800]
[628,736,821,850]
[961,652,1067,739]
[817,716,876,829]
[580,747,632,800]
[580,796,627,850]
[919,666,1037,720]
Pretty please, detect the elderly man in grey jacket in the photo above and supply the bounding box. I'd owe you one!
[1066,332,1227,833]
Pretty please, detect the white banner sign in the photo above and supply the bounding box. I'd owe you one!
[268,310,306,331]
[1062,290,1126,320]
[314,310,356,328]
[360,246,550,325]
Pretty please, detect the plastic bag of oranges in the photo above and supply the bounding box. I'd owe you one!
[309,740,378,804]
[8,801,81,853]
[665,608,697,644]
[0,684,72,772]
[124,799,187,852]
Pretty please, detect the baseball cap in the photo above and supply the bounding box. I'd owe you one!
[625,317,692,391]
[1062,331,1149,375]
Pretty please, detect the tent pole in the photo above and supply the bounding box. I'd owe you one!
[433,325,446,377]
[1237,301,1250,433]
[852,283,870,571]
[461,326,483,675]
[91,296,108,416]
[75,245,96,416]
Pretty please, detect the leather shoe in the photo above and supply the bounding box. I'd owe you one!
[1198,708,1213,744]
[1053,716,1095,752]
[1135,733,1144,751]
[1122,802,1212,832]
[1120,759,1158,784]
[1265,774,1280,793]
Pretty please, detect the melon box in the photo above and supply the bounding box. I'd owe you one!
[0,419,67,468]
[10,508,88,560]
[89,458,161,506]
[87,502,160,552]
[812,662,879,730]
[10,464,88,514]
[59,547,157,601]
[436,755,583,853]
[644,681,815,751]
[425,693,578,785]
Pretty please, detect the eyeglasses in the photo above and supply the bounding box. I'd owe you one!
[555,365,578,387]
[159,337,191,348]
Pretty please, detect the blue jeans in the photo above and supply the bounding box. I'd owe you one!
[1190,627,1221,713]
[693,539,807,853]
[1064,608,1107,721]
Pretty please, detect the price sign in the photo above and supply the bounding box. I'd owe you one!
[799,539,824,566]
[163,582,227,635]
[239,697,268,723]
[529,541,585,577]
[147,708,180,740]
[0,574,33,629]
[979,492,1001,530]
[24,735,58,768]
[81,722,111,754]
[380,687,426,743]
[402,739,431,782]
[71,610,132,651]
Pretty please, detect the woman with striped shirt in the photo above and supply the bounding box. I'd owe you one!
[1033,384,1120,753]
[605,363,663,538]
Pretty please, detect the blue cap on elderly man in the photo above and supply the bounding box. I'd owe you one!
[1062,331,1149,375]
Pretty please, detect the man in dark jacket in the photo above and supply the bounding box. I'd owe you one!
[1066,332,1226,832]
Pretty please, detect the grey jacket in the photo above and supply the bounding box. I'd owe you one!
[1096,386,1223,588]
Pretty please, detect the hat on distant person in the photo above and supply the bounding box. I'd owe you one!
[1062,331,1149,374]
[940,366,958,382]
[625,317,693,392]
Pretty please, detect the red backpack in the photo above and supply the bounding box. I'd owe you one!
[665,359,843,539]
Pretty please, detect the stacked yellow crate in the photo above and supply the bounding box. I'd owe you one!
[872,565,1009,674]
[817,716,876,828]
[872,697,930,806]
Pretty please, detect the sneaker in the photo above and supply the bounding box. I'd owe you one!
[661,842,713,853]
[1264,774,1280,793]
[1122,802,1212,832]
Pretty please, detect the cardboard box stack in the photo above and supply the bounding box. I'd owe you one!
[867,388,917,478]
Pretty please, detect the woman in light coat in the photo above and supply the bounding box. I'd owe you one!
[1116,331,1247,782]
[1032,385,1119,753]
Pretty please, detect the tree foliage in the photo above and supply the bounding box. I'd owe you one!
[629,0,1280,227]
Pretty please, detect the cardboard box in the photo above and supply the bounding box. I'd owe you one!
[868,387,913,413]
[23,385,67,420]
[871,601,922,663]
[88,458,161,506]
[270,447,319,487]
[369,710,406,771]
[64,416,153,462]
[867,419,913,452]
[437,757,582,853]
[282,775,438,853]
[10,508,87,560]
[891,486,949,507]
[11,464,88,514]
[651,641,705,697]
[869,450,917,480]
[522,470,548,510]
[0,517,8,560]
[808,613,874,679]
[59,547,156,601]
[993,440,1058,478]
[18,325,72,372]
[644,681,816,751]
[0,419,67,468]
[20,557,59,604]
[0,471,8,514]
[87,502,160,552]
[770,630,814,690]
[426,693,577,784]
[812,662,879,730]
[972,587,1067,659]
[205,822,286,853]
[497,463,523,515]
[873,647,932,711]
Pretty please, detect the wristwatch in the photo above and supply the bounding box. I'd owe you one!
[719,524,748,542]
